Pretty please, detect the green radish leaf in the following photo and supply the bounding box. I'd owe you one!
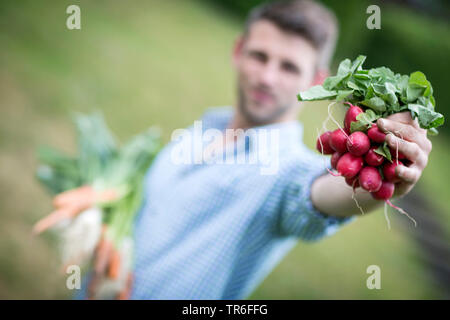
[350,55,366,73]
[347,81,362,91]
[382,142,392,162]
[350,109,381,132]
[350,120,367,133]
[406,71,433,102]
[323,74,350,90]
[296,56,444,130]
[322,59,352,90]
[406,84,426,102]
[361,96,386,113]
[374,142,392,162]
[430,95,436,107]
[297,85,337,101]
[335,90,354,101]
[337,58,352,76]
[397,74,409,95]
[408,103,445,129]
[428,128,439,136]
[409,71,432,93]
[354,70,370,80]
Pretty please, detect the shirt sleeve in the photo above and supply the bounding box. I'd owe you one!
[276,149,356,241]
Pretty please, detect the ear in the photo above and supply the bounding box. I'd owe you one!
[232,36,245,68]
[311,69,329,86]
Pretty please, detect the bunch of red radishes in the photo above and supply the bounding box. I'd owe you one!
[317,103,405,201]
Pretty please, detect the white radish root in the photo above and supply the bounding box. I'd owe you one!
[387,199,417,227]
[384,202,391,230]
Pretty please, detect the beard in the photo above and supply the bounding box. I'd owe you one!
[238,86,292,126]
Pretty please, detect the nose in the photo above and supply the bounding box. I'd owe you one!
[258,61,278,87]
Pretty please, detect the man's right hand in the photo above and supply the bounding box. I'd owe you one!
[32,185,118,235]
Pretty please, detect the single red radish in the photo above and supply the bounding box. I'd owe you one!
[316,131,334,154]
[347,131,371,156]
[330,152,341,169]
[367,124,386,143]
[344,104,364,133]
[330,129,348,153]
[382,161,403,183]
[365,146,384,166]
[345,175,360,188]
[371,180,395,200]
[336,153,364,179]
[358,166,382,192]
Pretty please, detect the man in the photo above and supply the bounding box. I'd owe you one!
[41,0,432,299]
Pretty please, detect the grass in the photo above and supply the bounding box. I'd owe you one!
[0,0,448,299]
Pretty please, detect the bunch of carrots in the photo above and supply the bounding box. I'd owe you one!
[33,112,161,299]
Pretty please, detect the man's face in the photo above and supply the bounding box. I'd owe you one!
[233,20,318,125]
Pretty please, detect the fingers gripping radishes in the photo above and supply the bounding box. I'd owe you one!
[382,161,403,183]
[389,146,406,160]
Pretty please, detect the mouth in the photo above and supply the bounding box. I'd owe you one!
[249,88,275,104]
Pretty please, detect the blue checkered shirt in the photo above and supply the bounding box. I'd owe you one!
[130,106,355,299]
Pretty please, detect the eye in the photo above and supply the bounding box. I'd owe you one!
[281,61,301,75]
[248,50,268,63]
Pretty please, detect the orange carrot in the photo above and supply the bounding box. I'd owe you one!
[95,189,119,204]
[32,206,79,235]
[94,234,113,275]
[33,187,115,235]
[52,185,94,208]
[108,248,121,279]
[117,272,133,300]
[53,186,118,209]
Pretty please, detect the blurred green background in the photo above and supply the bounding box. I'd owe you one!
[0,0,448,299]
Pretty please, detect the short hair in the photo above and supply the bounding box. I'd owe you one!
[244,0,338,69]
